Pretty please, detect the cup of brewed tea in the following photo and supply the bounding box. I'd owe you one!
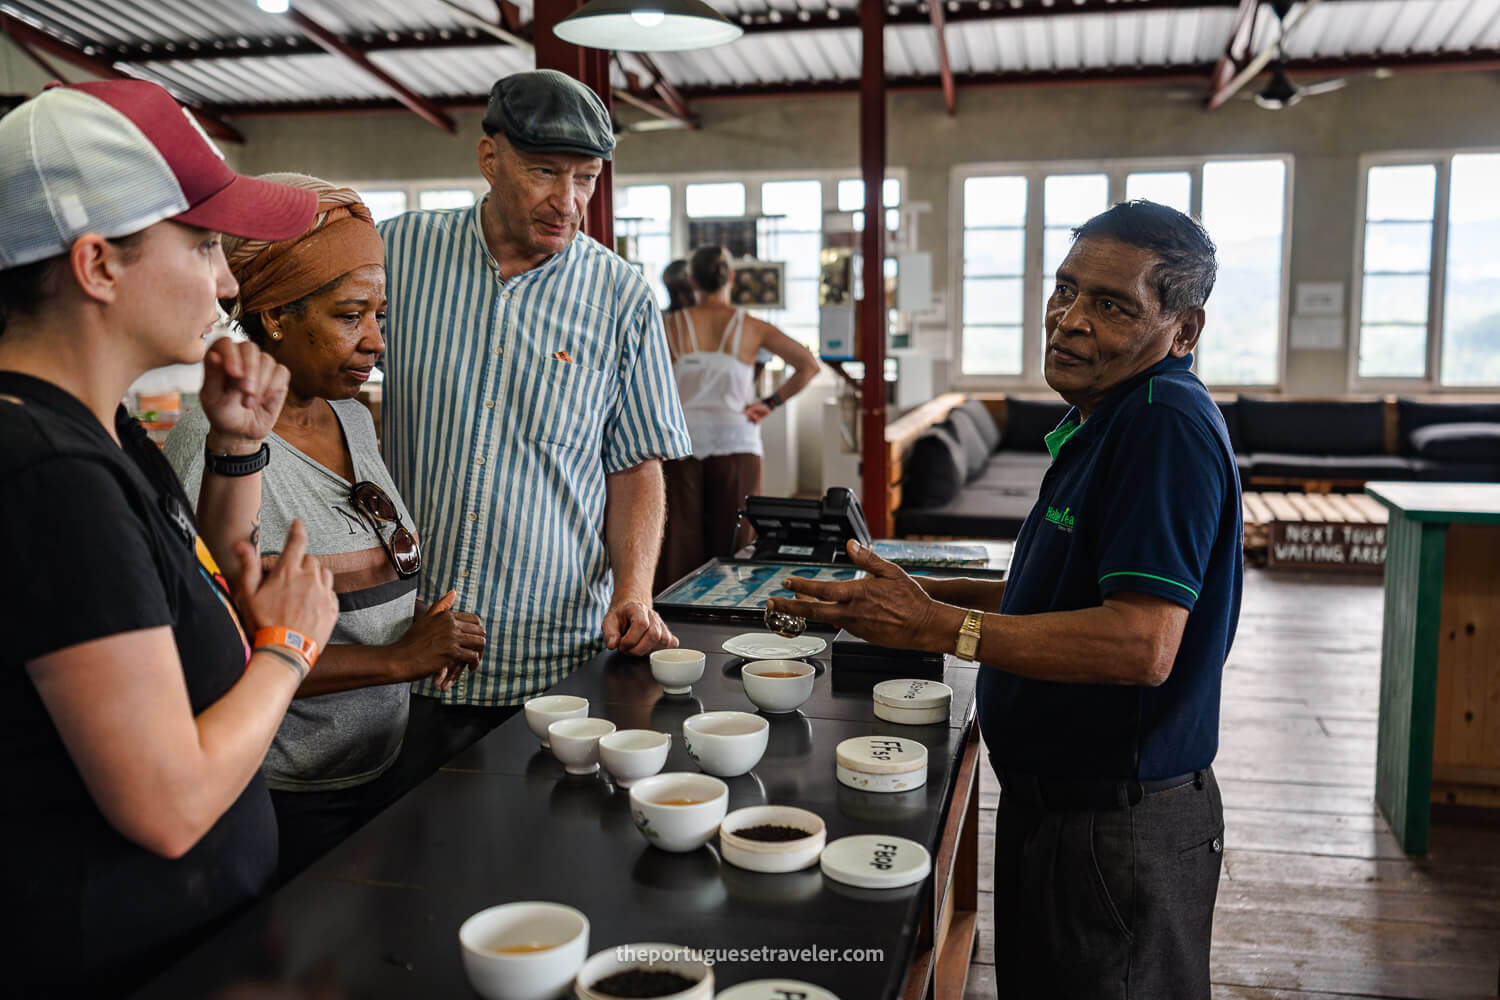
[627,772,729,852]
[459,901,589,1000]
[740,659,816,714]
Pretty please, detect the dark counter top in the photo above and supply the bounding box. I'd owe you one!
[135,618,979,1000]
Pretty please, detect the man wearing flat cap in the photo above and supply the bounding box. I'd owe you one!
[376,70,692,756]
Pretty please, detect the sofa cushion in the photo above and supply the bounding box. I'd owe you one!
[1237,398,1386,456]
[902,426,967,508]
[1408,422,1500,461]
[1397,399,1500,455]
[1409,458,1500,482]
[895,488,1037,540]
[1244,452,1418,481]
[1216,399,1243,453]
[1002,398,1073,452]
[958,398,1002,454]
[944,411,991,483]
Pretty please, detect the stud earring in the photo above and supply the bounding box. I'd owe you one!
[269,329,282,341]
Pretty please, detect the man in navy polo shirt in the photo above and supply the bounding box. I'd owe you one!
[770,200,1242,999]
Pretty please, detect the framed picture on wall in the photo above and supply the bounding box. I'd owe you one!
[689,218,758,260]
[730,260,785,309]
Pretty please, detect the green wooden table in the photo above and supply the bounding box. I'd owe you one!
[1366,482,1500,854]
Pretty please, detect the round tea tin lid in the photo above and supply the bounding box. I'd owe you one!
[820,834,932,890]
[716,981,841,1000]
[834,735,928,776]
[871,678,953,711]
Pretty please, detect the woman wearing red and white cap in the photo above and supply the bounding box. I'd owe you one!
[0,81,338,992]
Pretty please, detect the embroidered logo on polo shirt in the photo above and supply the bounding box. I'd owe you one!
[1044,505,1076,533]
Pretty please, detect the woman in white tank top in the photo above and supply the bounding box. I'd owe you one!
[655,247,820,592]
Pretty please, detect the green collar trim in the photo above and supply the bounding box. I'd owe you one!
[1044,418,1083,460]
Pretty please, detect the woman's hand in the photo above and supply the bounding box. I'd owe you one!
[766,539,943,650]
[394,590,487,690]
[743,401,773,425]
[200,336,289,452]
[233,520,338,651]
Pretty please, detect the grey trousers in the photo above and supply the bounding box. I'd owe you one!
[992,768,1225,999]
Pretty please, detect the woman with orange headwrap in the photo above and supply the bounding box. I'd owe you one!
[166,174,487,879]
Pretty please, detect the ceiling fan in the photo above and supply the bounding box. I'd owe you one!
[1253,0,1349,109]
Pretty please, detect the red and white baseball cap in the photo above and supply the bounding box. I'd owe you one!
[0,80,316,270]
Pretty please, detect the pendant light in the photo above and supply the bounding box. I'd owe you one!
[553,0,743,52]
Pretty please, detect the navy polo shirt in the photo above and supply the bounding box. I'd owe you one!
[977,353,1242,780]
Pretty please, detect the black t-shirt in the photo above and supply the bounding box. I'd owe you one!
[0,374,276,996]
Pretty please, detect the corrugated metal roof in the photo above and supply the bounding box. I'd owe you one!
[2,0,1496,114]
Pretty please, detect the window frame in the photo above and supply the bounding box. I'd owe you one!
[950,153,1293,392]
[1348,148,1500,393]
[341,178,489,222]
[613,167,911,353]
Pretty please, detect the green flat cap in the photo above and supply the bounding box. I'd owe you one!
[482,69,615,161]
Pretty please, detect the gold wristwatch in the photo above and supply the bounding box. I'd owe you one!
[955,609,984,661]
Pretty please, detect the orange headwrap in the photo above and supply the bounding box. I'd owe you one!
[226,183,385,318]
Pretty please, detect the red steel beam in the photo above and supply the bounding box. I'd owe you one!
[860,0,889,538]
[0,11,243,143]
[1206,0,1267,109]
[207,46,1500,118]
[930,0,957,115]
[533,0,614,249]
[631,52,697,126]
[288,8,456,134]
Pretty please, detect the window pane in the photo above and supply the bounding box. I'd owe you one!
[964,229,1025,276]
[358,189,408,223]
[1366,164,1436,221]
[1044,174,1108,227]
[1043,229,1077,283]
[686,182,745,218]
[964,176,1027,227]
[1442,153,1500,385]
[1126,172,1191,214]
[962,326,1023,376]
[1198,159,1286,385]
[761,180,821,231]
[418,188,475,211]
[1362,274,1430,325]
[763,232,821,279]
[837,177,901,212]
[964,277,1024,326]
[1359,324,1428,379]
[1363,221,1432,274]
[616,184,671,225]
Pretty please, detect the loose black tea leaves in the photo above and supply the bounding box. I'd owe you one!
[591,968,698,997]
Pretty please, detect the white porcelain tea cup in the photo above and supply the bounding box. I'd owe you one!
[627,772,729,852]
[740,659,816,714]
[650,648,706,695]
[524,695,589,748]
[599,729,672,788]
[458,900,589,1000]
[681,711,769,778]
[548,717,616,775]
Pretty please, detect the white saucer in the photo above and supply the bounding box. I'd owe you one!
[722,632,827,659]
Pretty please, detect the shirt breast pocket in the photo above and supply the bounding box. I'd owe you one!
[530,357,609,453]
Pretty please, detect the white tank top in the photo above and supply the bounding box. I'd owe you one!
[668,307,762,459]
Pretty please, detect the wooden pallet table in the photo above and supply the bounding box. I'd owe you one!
[1242,490,1389,571]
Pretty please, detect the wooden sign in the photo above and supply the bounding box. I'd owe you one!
[1268,520,1386,572]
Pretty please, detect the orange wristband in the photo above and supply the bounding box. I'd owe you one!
[253,627,320,670]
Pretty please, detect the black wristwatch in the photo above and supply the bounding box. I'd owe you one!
[761,393,782,411]
[204,441,270,477]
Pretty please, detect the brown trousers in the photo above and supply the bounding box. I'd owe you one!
[656,452,762,594]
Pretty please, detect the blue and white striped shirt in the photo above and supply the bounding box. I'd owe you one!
[377,203,692,705]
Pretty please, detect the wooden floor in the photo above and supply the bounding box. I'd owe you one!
[961,568,1500,1000]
